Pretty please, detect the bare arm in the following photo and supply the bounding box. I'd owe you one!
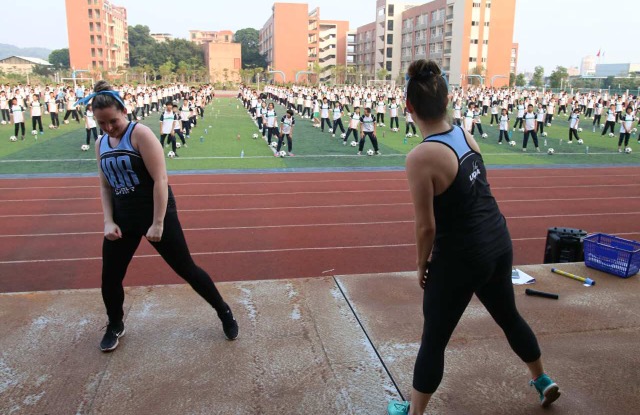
[134,125,168,242]
[406,147,437,288]
[96,138,122,240]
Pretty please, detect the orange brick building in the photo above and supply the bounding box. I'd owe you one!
[396,0,516,87]
[65,0,129,72]
[204,42,242,84]
[260,3,349,84]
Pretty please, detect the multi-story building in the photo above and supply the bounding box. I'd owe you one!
[356,0,419,83]
[400,0,517,87]
[580,56,597,77]
[189,30,234,45]
[511,43,518,75]
[204,42,242,85]
[595,63,640,78]
[260,3,349,84]
[346,31,357,69]
[150,33,173,43]
[65,0,129,72]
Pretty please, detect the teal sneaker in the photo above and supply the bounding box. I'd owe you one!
[387,400,410,415]
[530,374,561,408]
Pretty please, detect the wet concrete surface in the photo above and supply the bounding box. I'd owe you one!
[1,264,638,414]
[336,263,640,414]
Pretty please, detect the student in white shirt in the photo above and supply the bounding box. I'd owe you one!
[10,97,27,140]
[567,108,581,143]
[320,97,331,132]
[159,101,179,154]
[498,108,510,144]
[471,105,484,137]
[47,91,60,128]
[592,100,603,132]
[63,90,81,123]
[452,100,462,126]
[389,98,400,130]
[405,110,417,136]
[490,101,500,126]
[358,107,380,155]
[277,109,295,156]
[84,104,99,145]
[376,99,386,126]
[522,104,540,152]
[302,95,312,118]
[30,94,44,135]
[601,104,616,136]
[463,103,475,134]
[343,107,361,145]
[0,90,9,123]
[332,103,345,137]
[535,104,546,135]
[264,102,278,145]
[513,100,525,130]
[618,105,635,152]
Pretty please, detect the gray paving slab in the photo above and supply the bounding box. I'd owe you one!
[336,264,640,414]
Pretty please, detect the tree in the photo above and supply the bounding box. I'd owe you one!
[549,66,569,89]
[531,66,544,88]
[515,73,526,87]
[158,60,176,82]
[234,28,267,69]
[509,72,516,87]
[376,68,389,81]
[469,65,485,86]
[49,49,70,68]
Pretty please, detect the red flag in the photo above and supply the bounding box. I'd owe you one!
[596,49,601,57]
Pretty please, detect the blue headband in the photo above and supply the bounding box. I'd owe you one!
[75,90,125,108]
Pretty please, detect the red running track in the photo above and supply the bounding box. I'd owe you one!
[0,167,639,293]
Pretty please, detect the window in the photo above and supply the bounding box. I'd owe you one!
[91,48,96,57]
[387,47,393,58]
[386,61,392,72]
[387,34,393,45]
[388,4,394,16]
[89,22,94,31]
[486,3,491,8]
[471,21,479,26]
[469,57,477,62]
[483,40,489,45]
[88,9,93,18]
[97,35,102,44]
[473,2,481,6]
[484,22,490,26]
[387,20,394,31]
[96,23,101,31]
[87,0,91,4]
[470,39,478,44]
[98,48,103,57]
[90,35,95,45]
[482,58,487,63]
[92,61,97,68]
[95,9,100,19]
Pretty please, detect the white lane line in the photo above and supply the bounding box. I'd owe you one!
[0,173,637,190]
[2,183,640,203]
[3,196,640,218]
[2,232,639,265]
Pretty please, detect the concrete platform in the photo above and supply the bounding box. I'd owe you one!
[1,264,638,414]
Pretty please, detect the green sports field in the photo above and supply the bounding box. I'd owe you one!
[0,97,637,175]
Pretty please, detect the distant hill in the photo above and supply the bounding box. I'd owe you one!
[0,43,53,61]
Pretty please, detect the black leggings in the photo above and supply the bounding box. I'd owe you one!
[523,130,539,148]
[277,134,292,152]
[64,109,80,122]
[499,130,509,142]
[471,123,484,135]
[32,116,43,132]
[490,114,499,124]
[413,249,541,393]
[376,113,385,124]
[405,122,417,135]
[321,117,331,131]
[160,134,177,152]
[619,132,631,147]
[50,112,60,127]
[536,121,544,134]
[102,207,226,323]
[344,128,357,142]
[569,128,580,141]
[14,122,25,137]
[390,116,399,129]
[602,121,616,135]
[1,109,9,122]
[86,127,98,144]
[333,118,345,134]
[358,131,379,152]
[593,114,601,126]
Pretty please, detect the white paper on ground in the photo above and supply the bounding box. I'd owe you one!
[512,269,536,285]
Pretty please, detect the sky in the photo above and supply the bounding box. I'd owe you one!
[1,0,637,74]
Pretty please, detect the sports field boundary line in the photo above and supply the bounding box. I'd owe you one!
[333,276,406,402]
[0,164,638,180]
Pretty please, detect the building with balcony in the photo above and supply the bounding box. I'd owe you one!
[189,30,234,45]
[399,0,516,87]
[511,42,518,75]
[65,0,129,72]
[259,3,349,84]
[150,33,173,43]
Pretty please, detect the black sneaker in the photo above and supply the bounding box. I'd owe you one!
[218,307,239,340]
[100,321,125,352]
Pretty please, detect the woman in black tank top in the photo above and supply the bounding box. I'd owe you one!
[84,80,238,353]
[386,61,560,415]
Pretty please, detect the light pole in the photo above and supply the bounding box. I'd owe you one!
[144,72,147,85]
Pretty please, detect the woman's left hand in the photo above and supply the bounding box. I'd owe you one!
[145,223,164,242]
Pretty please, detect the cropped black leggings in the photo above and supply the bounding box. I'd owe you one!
[102,207,226,323]
[413,249,541,394]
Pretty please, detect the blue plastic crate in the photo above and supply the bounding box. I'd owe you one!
[583,233,640,278]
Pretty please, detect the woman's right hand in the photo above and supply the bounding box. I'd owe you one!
[104,221,122,241]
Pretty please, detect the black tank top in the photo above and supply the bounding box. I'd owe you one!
[423,126,511,261]
[99,122,174,214]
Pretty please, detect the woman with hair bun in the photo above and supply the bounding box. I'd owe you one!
[78,80,238,352]
[387,60,560,415]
